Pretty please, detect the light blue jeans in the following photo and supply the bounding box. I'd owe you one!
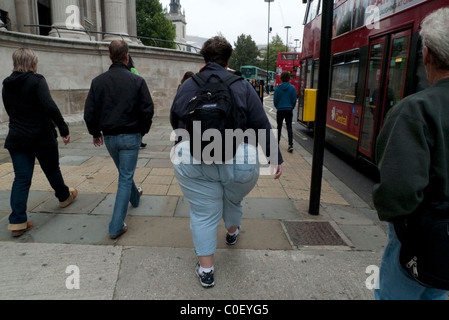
[104,133,142,236]
[173,141,260,256]
[374,223,448,300]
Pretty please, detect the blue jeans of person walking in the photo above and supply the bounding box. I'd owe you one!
[104,133,142,237]
[374,223,448,300]
[173,141,260,256]
[8,146,70,227]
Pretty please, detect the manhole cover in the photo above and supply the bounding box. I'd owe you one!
[283,221,347,246]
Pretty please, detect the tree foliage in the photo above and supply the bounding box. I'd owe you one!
[229,34,260,71]
[229,33,287,73]
[136,0,176,49]
[265,34,288,72]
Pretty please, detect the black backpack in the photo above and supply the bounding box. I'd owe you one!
[394,201,449,290]
[185,72,245,163]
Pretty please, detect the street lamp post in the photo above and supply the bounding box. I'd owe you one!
[285,25,291,51]
[294,38,300,52]
[265,0,274,94]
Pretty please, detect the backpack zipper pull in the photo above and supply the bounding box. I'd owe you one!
[406,256,418,277]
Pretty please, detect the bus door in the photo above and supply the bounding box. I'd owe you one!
[297,58,317,130]
[358,29,411,161]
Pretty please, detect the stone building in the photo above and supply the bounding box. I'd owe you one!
[165,0,187,50]
[0,0,139,42]
[0,0,203,126]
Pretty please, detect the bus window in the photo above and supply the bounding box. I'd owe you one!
[360,41,383,153]
[306,60,313,89]
[330,51,359,103]
[312,60,319,90]
[305,0,320,24]
[414,39,429,93]
[388,35,409,112]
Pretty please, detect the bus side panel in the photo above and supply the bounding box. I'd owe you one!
[325,126,359,160]
[325,100,361,159]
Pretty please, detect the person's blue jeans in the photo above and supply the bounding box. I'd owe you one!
[374,223,448,300]
[104,133,141,236]
[173,141,260,256]
[8,146,70,226]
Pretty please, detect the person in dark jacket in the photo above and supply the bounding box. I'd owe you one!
[126,55,147,149]
[2,48,78,237]
[178,71,194,91]
[373,7,449,300]
[274,71,297,153]
[170,36,283,288]
[84,40,154,239]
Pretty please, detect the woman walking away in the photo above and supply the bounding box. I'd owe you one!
[2,48,78,237]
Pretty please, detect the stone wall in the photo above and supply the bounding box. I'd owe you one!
[0,31,204,125]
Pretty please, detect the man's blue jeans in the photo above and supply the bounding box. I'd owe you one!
[374,223,448,300]
[104,133,141,236]
[8,146,70,226]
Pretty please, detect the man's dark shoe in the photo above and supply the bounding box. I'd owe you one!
[140,143,147,149]
[195,262,215,288]
[226,226,240,245]
[288,145,293,153]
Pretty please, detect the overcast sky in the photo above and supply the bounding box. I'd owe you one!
[160,0,308,49]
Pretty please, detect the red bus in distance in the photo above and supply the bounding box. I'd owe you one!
[275,52,301,96]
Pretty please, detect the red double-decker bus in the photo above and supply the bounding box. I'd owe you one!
[297,0,443,166]
[275,52,301,95]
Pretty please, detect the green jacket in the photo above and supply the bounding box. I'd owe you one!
[373,78,449,221]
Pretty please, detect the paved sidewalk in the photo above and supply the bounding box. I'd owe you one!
[0,95,387,301]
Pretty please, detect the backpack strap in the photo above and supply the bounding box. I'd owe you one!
[222,74,243,87]
[191,73,207,87]
[191,72,242,88]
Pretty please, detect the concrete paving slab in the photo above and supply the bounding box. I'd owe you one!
[91,194,180,217]
[0,212,112,245]
[339,224,387,252]
[59,155,91,165]
[114,247,381,300]
[0,242,121,300]
[32,193,107,215]
[242,198,300,220]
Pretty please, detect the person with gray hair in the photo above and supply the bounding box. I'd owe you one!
[373,7,449,300]
[2,48,78,237]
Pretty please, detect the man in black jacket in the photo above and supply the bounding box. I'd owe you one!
[84,40,154,239]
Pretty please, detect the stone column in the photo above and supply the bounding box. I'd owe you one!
[0,19,6,31]
[14,0,35,34]
[103,0,130,42]
[127,0,137,39]
[49,0,89,40]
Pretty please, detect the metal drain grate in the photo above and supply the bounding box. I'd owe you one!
[283,221,347,246]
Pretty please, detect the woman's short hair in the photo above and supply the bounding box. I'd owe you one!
[181,71,194,84]
[12,48,38,72]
